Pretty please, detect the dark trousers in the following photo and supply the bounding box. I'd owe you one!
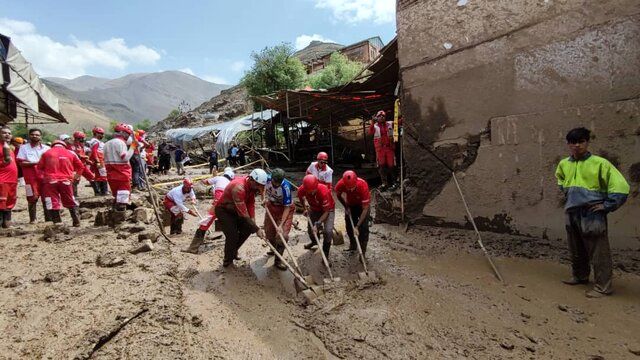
[130,154,144,189]
[216,206,255,263]
[159,155,171,172]
[307,210,334,258]
[345,205,370,254]
[565,207,613,294]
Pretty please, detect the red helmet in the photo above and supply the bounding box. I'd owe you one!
[376,110,386,119]
[114,123,134,135]
[73,131,86,139]
[183,178,193,188]
[316,152,329,161]
[137,129,146,136]
[52,140,66,147]
[342,170,358,188]
[92,127,105,135]
[302,175,319,191]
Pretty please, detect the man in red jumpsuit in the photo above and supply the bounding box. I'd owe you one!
[38,140,85,226]
[104,123,135,222]
[88,127,109,196]
[16,128,51,223]
[215,169,268,267]
[335,170,371,256]
[71,131,96,197]
[0,126,18,228]
[369,110,396,190]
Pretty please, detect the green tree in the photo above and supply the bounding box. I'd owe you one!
[241,43,307,98]
[167,109,180,119]
[135,119,152,131]
[11,123,56,143]
[307,52,364,90]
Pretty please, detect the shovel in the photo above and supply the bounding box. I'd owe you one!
[346,208,379,283]
[257,231,324,304]
[263,205,314,288]
[302,203,341,286]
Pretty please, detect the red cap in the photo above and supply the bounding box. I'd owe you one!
[302,174,319,191]
[342,170,358,188]
[316,151,329,161]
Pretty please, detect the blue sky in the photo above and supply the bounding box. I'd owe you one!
[0,0,396,84]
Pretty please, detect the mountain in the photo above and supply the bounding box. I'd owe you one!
[44,71,231,123]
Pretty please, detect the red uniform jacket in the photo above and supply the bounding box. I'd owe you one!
[218,176,256,218]
[37,146,84,182]
[335,178,370,207]
[0,143,18,184]
[297,183,335,212]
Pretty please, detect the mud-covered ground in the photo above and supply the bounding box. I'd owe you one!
[0,169,639,359]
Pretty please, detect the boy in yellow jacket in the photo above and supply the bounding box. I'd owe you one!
[555,127,630,298]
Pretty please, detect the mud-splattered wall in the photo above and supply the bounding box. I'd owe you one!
[395,0,640,248]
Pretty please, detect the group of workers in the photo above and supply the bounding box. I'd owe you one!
[166,149,371,270]
[0,119,630,298]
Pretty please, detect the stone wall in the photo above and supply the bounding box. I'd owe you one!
[395,0,640,247]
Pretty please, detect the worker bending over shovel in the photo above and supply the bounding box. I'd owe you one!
[216,168,268,267]
[335,170,371,256]
[298,174,335,264]
[183,167,235,254]
[163,178,197,235]
[263,168,295,270]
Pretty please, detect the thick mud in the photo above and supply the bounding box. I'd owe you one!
[0,172,638,359]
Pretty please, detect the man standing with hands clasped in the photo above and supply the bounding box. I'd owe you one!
[555,127,629,298]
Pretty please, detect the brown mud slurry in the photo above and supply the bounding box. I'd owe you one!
[0,176,639,359]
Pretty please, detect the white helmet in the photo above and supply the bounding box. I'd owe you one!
[223,167,235,179]
[249,168,268,185]
[59,134,70,141]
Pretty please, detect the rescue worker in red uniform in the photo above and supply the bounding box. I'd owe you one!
[369,110,396,190]
[335,170,371,256]
[104,123,135,221]
[306,152,333,190]
[87,127,108,196]
[183,167,235,254]
[38,140,85,226]
[298,174,336,262]
[71,131,95,197]
[163,178,197,235]
[0,126,18,228]
[16,128,51,223]
[215,169,268,267]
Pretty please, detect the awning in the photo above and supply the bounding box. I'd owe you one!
[0,33,66,124]
[165,110,277,156]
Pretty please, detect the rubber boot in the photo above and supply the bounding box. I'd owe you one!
[175,217,184,234]
[182,229,206,254]
[28,202,37,223]
[73,181,79,198]
[100,181,109,196]
[50,210,62,224]
[273,243,287,270]
[69,207,81,227]
[0,210,5,228]
[42,201,52,222]
[111,204,127,225]
[90,182,100,196]
[3,211,12,228]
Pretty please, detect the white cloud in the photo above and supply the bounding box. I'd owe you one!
[314,0,395,24]
[203,75,229,84]
[178,67,195,75]
[295,34,336,50]
[0,18,161,78]
[230,60,246,73]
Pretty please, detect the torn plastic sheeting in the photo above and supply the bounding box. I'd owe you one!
[165,110,277,155]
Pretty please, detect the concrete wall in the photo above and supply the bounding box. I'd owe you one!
[395,0,640,248]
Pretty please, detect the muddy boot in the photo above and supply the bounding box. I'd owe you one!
[69,207,81,227]
[273,243,286,270]
[175,217,184,234]
[42,202,52,222]
[28,202,37,223]
[2,211,12,228]
[111,205,127,225]
[90,181,99,196]
[100,181,109,196]
[182,229,206,254]
[50,210,62,224]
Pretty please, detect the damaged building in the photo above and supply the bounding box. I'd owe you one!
[394,0,639,247]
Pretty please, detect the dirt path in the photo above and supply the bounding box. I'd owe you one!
[0,177,639,359]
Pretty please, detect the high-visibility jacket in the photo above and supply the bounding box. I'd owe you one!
[555,153,629,212]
